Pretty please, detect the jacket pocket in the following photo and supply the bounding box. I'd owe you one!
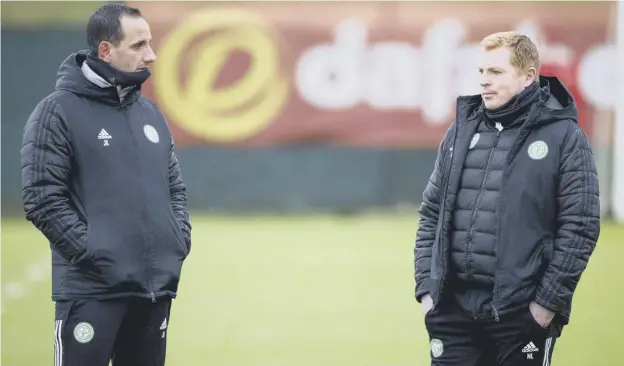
[71,221,105,281]
[83,220,122,285]
[62,221,110,292]
[83,218,145,289]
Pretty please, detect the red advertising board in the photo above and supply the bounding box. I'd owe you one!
[131,2,615,148]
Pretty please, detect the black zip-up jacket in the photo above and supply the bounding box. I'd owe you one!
[21,51,192,301]
[414,76,600,327]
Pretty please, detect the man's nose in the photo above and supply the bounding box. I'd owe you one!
[480,77,491,88]
[144,46,157,64]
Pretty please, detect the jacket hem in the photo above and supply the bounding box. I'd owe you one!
[51,290,177,301]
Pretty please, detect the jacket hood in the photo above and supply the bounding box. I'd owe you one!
[54,50,141,106]
[455,75,578,127]
[533,75,578,126]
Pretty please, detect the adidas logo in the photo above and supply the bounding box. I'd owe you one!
[98,129,111,140]
[98,129,112,146]
[160,318,167,330]
[522,342,539,353]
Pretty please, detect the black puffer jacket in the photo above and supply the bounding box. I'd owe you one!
[21,51,192,302]
[414,76,600,327]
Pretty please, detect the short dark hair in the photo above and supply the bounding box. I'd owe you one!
[86,3,142,55]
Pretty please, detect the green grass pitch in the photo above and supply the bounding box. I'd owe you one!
[1,213,621,365]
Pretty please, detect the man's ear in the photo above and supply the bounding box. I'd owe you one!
[525,67,537,87]
[98,42,112,62]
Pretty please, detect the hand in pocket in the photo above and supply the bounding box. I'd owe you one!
[529,301,554,328]
[421,294,434,316]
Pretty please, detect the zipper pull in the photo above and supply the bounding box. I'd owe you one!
[150,292,156,303]
[492,307,500,322]
[495,122,503,132]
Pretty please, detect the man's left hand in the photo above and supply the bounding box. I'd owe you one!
[529,301,555,328]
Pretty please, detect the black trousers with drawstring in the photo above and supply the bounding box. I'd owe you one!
[424,301,558,366]
[54,297,172,366]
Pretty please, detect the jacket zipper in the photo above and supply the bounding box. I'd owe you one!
[490,122,505,322]
[121,103,156,303]
[467,124,502,285]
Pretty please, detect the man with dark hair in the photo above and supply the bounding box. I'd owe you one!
[21,4,191,365]
[414,32,600,365]
[86,3,142,56]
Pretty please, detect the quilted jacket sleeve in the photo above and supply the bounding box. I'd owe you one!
[21,98,90,264]
[414,123,454,302]
[535,123,600,313]
[168,141,192,254]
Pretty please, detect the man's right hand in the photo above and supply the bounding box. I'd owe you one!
[421,293,433,316]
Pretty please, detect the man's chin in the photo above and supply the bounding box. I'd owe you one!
[483,98,504,110]
[483,101,496,110]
